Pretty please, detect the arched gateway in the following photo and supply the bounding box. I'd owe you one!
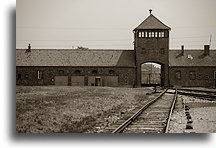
[133,10,171,87]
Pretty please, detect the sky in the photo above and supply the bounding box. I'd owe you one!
[16,0,216,49]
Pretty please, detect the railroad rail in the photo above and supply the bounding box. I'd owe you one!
[111,88,177,133]
[168,88,216,101]
[174,88,216,94]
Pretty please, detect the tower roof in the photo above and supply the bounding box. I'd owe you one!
[134,14,171,31]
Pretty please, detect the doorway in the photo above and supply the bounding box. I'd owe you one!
[95,77,101,86]
[54,76,68,86]
[141,62,161,87]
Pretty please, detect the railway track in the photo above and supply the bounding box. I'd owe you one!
[109,89,178,133]
[168,88,216,101]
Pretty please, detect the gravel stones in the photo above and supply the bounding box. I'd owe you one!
[168,93,216,133]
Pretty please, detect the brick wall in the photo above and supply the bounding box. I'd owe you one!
[169,66,215,88]
[134,32,169,87]
[16,66,136,87]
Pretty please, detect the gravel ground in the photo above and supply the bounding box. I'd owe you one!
[168,95,216,133]
[16,86,153,133]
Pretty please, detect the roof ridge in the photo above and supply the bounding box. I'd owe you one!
[16,49,134,51]
[150,14,171,30]
[134,14,171,30]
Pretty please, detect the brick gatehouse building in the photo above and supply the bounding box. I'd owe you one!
[16,11,216,88]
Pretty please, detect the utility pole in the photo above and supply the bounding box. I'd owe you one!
[149,64,152,85]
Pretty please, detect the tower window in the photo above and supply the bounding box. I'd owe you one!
[137,30,168,38]
[159,32,161,37]
[155,32,158,37]
[151,32,154,37]
[138,32,142,38]
[159,32,165,38]
[149,32,151,37]
[141,32,144,37]
[161,32,165,37]
[145,32,148,37]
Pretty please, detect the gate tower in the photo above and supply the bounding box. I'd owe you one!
[133,10,171,87]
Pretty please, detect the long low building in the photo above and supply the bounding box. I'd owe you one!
[16,49,136,87]
[169,47,215,88]
[16,47,216,88]
[16,11,216,88]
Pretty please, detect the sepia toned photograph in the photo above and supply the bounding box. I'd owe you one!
[16,0,215,133]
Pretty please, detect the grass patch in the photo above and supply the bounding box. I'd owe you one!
[16,86,153,133]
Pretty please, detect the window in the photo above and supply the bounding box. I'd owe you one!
[204,75,209,80]
[138,32,146,38]
[151,32,154,37]
[38,71,43,79]
[197,74,202,80]
[161,32,165,37]
[145,32,148,37]
[159,32,165,38]
[155,32,158,37]
[141,32,144,37]
[18,74,21,79]
[92,70,98,74]
[138,32,142,38]
[149,32,151,37]
[109,70,115,75]
[74,70,81,74]
[59,70,64,75]
[138,31,167,38]
[175,71,181,80]
[189,71,196,80]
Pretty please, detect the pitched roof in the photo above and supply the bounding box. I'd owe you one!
[16,49,215,67]
[16,49,135,67]
[134,14,171,30]
[169,50,216,67]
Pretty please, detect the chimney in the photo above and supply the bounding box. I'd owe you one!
[181,45,184,56]
[28,43,31,50]
[26,43,31,53]
[204,45,209,56]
